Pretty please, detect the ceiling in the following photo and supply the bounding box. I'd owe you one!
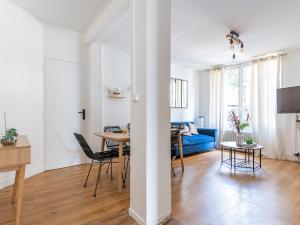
[172,0,300,70]
[9,0,111,32]
[9,0,300,70]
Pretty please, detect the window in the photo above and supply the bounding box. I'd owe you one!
[224,65,252,131]
[170,78,188,108]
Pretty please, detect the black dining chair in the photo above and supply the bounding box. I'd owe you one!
[171,129,180,176]
[103,126,130,188]
[74,133,119,197]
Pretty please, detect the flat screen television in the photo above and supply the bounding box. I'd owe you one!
[277,86,300,113]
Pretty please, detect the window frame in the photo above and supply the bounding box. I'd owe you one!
[224,63,251,131]
[170,78,188,109]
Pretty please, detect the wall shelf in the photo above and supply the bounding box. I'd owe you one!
[108,95,127,99]
[107,88,128,99]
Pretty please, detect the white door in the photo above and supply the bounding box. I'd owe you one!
[45,58,86,170]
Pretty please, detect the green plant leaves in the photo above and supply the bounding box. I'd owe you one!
[1,128,18,143]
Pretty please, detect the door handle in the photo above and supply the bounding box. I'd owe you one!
[78,109,86,120]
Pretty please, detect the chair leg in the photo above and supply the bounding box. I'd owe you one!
[106,161,110,174]
[123,156,126,170]
[93,163,102,197]
[171,161,176,177]
[84,161,93,187]
[110,159,113,180]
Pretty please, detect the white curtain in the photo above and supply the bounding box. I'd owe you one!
[251,56,286,159]
[209,68,225,145]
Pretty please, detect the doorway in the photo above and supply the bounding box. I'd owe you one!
[45,58,86,170]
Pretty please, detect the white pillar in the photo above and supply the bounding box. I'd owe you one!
[129,0,171,224]
[86,44,102,150]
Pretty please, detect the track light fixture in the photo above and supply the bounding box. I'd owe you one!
[225,31,244,59]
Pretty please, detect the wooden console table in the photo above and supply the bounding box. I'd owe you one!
[0,135,31,225]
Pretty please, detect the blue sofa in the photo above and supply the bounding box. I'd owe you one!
[171,122,218,156]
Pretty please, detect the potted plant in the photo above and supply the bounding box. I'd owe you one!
[1,128,18,146]
[228,110,250,145]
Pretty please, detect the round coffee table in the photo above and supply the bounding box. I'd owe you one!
[220,142,264,173]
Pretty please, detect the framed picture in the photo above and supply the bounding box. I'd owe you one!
[170,78,188,108]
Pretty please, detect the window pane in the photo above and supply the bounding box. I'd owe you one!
[242,66,251,122]
[224,68,239,130]
[226,68,239,107]
[181,80,188,108]
[170,79,176,107]
[175,80,182,107]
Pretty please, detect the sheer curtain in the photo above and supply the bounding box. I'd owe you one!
[209,68,225,146]
[251,56,285,159]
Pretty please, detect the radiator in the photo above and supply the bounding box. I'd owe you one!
[222,130,253,142]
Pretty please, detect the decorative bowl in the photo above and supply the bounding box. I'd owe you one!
[1,139,17,146]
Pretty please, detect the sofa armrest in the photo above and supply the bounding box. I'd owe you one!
[197,128,218,142]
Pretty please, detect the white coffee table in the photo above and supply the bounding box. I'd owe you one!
[220,142,264,173]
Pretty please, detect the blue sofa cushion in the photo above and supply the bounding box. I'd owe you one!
[182,134,215,146]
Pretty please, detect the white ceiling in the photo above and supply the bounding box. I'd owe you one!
[172,0,300,70]
[9,0,300,70]
[9,0,111,32]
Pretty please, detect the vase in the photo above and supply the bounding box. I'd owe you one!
[236,134,244,146]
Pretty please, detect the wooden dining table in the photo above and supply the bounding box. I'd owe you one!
[95,129,185,192]
[94,132,130,192]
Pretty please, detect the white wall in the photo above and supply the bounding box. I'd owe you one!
[0,16,87,188]
[43,25,88,168]
[44,24,86,64]
[100,54,200,128]
[171,65,199,122]
[101,45,131,128]
[198,70,211,127]
[283,49,300,87]
[282,48,300,159]
[0,0,44,188]
[86,44,102,150]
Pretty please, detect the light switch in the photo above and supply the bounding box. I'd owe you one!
[133,94,139,102]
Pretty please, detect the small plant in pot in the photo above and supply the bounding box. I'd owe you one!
[1,128,18,146]
[228,110,250,146]
[246,136,254,145]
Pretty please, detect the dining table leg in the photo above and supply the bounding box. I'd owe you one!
[100,137,105,152]
[16,165,25,225]
[178,133,184,172]
[12,170,20,203]
[118,142,124,192]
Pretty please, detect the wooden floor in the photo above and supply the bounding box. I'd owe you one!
[1,151,300,225]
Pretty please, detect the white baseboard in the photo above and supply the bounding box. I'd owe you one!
[129,208,172,225]
[156,213,172,225]
[285,153,300,162]
[0,165,45,190]
[129,208,146,225]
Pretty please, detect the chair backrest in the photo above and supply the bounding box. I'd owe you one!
[171,122,185,130]
[171,129,180,146]
[74,133,95,159]
[103,126,121,148]
[171,129,180,157]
